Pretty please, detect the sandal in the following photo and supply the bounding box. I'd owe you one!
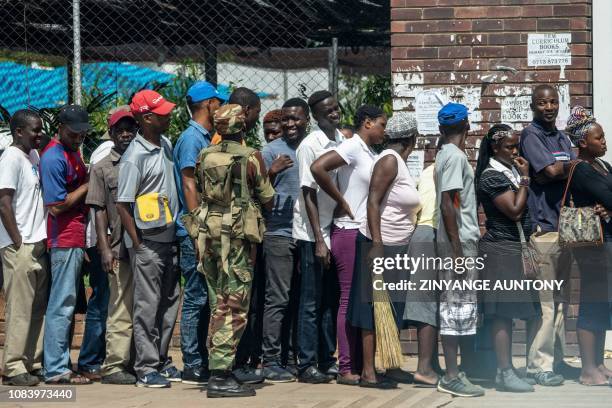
[46,372,93,385]
[337,374,360,386]
[578,380,609,386]
[413,372,439,388]
[359,376,397,389]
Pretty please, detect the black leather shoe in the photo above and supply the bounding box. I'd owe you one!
[207,372,256,398]
[298,366,332,384]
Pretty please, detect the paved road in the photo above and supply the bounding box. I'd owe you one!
[1,351,610,407]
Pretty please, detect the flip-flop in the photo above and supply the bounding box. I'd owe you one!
[359,377,397,389]
[578,380,609,386]
[413,376,439,388]
[46,373,92,385]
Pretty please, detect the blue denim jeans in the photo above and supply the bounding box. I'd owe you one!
[77,247,110,371]
[178,235,209,369]
[296,240,338,373]
[44,247,85,380]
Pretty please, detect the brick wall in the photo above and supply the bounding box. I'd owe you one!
[392,0,592,357]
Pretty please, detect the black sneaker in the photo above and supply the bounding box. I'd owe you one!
[437,373,485,397]
[159,366,182,382]
[30,369,44,382]
[136,372,171,388]
[101,371,137,385]
[3,373,40,386]
[320,363,339,381]
[207,372,255,398]
[532,371,564,386]
[285,364,298,377]
[232,366,264,384]
[298,366,332,384]
[182,366,210,385]
[263,366,296,383]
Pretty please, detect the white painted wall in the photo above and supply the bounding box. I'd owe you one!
[592,0,612,350]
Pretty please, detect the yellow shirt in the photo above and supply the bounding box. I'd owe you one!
[417,163,438,228]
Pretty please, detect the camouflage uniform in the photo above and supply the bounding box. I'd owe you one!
[185,104,274,371]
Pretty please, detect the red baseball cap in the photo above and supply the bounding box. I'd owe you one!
[108,109,135,128]
[130,90,175,115]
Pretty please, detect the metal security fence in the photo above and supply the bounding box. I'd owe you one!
[0,0,390,158]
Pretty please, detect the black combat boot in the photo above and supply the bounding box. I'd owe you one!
[207,370,256,398]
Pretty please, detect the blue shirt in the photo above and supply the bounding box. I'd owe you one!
[261,137,299,238]
[519,120,576,233]
[173,120,212,237]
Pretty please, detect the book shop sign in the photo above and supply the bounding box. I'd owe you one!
[527,33,571,67]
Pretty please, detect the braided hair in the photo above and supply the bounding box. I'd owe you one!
[474,123,514,186]
[565,106,597,145]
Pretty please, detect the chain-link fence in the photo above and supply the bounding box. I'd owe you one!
[0,0,390,160]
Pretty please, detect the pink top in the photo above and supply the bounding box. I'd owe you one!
[361,149,422,245]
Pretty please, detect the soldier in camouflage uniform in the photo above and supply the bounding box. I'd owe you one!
[183,104,274,398]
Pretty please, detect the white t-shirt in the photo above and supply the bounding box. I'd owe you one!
[292,128,344,246]
[0,146,46,248]
[85,140,114,248]
[333,133,377,229]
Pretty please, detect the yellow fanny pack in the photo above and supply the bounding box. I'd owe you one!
[134,192,173,231]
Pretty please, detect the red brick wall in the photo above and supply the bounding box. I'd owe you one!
[392,0,592,357]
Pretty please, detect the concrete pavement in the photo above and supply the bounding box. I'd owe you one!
[1,350,611,407]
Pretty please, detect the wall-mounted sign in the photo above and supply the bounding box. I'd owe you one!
[527,33,571,67]
[501,95,532,123]
[406,150,425,182]
[415,90,445,135]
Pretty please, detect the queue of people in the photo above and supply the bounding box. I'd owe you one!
[0,81,611,399]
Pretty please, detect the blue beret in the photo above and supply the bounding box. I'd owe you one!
[438,103,469,126]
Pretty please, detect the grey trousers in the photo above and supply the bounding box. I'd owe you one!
[130,240,180,377]
[261,235,298,366]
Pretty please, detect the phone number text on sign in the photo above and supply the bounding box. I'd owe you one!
[527,33,571,67]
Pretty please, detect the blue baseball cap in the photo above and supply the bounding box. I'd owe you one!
[438,103,469,126]
[187,81,228,104]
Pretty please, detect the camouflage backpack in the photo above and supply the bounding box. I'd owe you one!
[187,140,266,246]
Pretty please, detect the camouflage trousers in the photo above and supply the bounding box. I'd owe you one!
[200,237,254,370]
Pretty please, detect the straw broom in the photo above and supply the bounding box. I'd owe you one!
[373,276,403,369]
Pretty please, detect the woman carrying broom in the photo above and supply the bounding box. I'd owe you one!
[353,112,421,389]
[310,105,387,387]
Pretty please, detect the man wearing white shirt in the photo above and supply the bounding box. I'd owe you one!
[292,91,343,383]
[0,110,47,386]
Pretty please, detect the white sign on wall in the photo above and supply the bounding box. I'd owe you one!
[556,83,571,130]
[406,150,425,182]
[415,90,445,135]
[527,33,572,67]
[501,96,532,122]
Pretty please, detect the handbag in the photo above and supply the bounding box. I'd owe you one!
[558,160,604,248]
[516,221,538,280]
